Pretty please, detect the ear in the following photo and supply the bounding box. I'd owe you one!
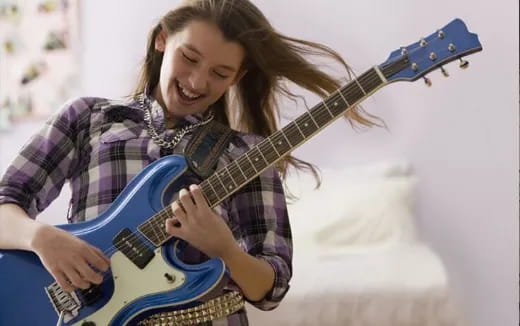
[155,29,167,52]
[231,69,247,86]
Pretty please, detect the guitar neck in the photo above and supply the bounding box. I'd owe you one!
[142,66,386,246]
[201,66,386,207]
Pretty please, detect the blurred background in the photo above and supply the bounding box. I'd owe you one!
[0,1,518,325]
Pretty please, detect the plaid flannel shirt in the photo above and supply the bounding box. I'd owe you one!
[0,96,292,325]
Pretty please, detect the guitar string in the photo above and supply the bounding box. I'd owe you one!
[92,70,383,271]
[64,70,384,288]
[130,68,382,245]
[103,69,382,260]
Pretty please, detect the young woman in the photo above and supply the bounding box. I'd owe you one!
[0,0,379,324]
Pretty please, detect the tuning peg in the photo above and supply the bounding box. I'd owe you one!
[423,77,432,87]
[440,66,449,77]
[459,58,469,69]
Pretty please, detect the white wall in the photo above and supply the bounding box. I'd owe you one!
[0,1,518,325]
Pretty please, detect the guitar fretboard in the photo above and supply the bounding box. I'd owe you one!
[140,66,386,246]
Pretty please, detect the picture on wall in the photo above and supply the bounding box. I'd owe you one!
[0,0,81,130]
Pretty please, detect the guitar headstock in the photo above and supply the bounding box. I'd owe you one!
[379,18,482,84]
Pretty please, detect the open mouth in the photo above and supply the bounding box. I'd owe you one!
[175,80,204,103]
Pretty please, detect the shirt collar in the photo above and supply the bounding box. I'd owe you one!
[103,88,209,133]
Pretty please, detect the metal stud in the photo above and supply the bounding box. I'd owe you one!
[448,43,456,52]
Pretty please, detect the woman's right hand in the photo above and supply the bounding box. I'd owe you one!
[30,224,110,292]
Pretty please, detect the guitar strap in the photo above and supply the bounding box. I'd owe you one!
[183,119,236,179]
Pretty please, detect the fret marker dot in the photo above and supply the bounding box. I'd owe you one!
[278,141,282,145]
[334,102,338,106]
[304,123,309,127]
[229,185,233,189]
[255,157,259,161]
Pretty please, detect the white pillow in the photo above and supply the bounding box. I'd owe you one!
[285,161,419,254]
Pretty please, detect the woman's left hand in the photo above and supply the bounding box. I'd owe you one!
[165,184,237,259]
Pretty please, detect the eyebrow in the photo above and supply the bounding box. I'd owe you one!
[184,43,238,72]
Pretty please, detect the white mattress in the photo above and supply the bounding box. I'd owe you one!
[247,244,466,326]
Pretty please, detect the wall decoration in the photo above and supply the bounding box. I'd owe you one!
[0,0,81,130]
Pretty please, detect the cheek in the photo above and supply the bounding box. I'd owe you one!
[210,80,234,98]
[160,55,182,86]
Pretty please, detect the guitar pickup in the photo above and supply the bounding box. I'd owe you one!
[113,228,155,269]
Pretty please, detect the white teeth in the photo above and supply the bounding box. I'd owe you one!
[179,84,200,99]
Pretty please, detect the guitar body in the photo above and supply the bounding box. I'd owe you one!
[0,155,227,326]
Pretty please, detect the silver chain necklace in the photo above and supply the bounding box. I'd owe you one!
[140,94,214,149]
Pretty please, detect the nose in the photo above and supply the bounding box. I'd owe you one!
[187,68,208,93]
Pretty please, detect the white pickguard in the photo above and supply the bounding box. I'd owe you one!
[72,248,185,326]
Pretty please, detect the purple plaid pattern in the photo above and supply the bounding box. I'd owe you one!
[0,96,293,325]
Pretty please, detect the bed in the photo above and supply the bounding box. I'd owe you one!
[246,161,467,326]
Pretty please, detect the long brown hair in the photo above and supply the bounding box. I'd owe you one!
[133,0,383,183]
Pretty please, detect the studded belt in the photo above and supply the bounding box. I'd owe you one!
[137,291,245,326]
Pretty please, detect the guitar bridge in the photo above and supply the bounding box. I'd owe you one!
[45,282,82,323]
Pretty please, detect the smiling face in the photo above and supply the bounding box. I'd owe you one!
[152,20,246,122]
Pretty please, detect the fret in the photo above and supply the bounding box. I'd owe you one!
[291,120,306,139]
[336,89,350,110]
[149,217,162,245]
[228,161,247,185]
[205,178,221,201]
[251,145,269,168]
[327,97,344,116]
[354,78,367,95]
[342,83,364,106]
[234,157,249,181]
[310,104,331,127]
[215,169,235,192]
[152,211,171,244]
[213,173,229,196]
[244,152,259,173]
[358,69,380,94]
[224,166,238,188]
[282,122,305,146]
[322,100,335,118]
[306,110,320,129]
[267,137,281,157]
[208,175,226,202]
[257,140,279,163]
[200,182,218,205]
[271,131,292,155]
[198,186,214,208]
[280,129,293,147]
[294,114,316,138]
[141,219,157,245]
[155,215,169,242]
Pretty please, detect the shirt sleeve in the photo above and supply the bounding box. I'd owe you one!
[228,166,293,311]
[0,97,93,218]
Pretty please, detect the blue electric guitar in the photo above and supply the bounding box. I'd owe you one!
[0,18,481,325]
